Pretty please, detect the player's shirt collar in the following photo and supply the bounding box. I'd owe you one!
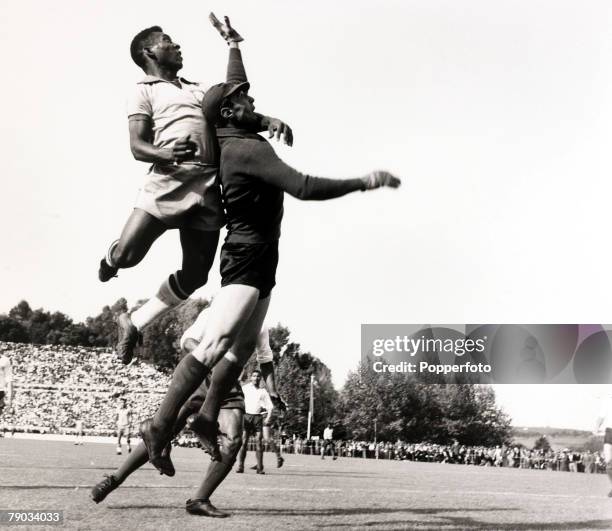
[217,126,261,140]
[137,75,198,85]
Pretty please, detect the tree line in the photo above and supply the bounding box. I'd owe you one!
[0,299,512,445]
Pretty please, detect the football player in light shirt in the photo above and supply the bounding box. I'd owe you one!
[594,389,612,497]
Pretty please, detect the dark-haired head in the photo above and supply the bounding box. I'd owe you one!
[130,26,163,69]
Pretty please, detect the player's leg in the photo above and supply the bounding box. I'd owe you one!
[254,427,264,474]
[174,228,220,296]
[187,296,269,461]
[186,408,244,517]
[236,423,251,473]
[143,286,259,459]
[263,424,283,468]
[116,228,220,364]
[604,441,612,495]
[98,209,166,281]
[116,429,122,455]
[152,285,259,433]
[198,295,270,424]
[141,289,258,473]
[91,397,202,503]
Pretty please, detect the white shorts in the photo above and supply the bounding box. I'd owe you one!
[135,162,225,231]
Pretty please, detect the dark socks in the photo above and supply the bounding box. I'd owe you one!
[237,437,248,468]
[153,355,209,432]
[268,439,280,457]
[256,444,263,471]
[199,358,242,423]
[193,451,235,500]
[113,443,148,483]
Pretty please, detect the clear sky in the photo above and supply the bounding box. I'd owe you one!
[1,1,612,430]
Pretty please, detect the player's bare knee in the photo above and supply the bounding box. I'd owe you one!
[113,243,142,268]
[222,433,243,457]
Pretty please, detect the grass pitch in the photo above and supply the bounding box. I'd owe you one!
[1,438,611,530]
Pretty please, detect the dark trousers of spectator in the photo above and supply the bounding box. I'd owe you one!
[321,440,336,459]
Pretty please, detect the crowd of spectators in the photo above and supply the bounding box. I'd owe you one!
[280,438,605,473]
[0,342,168,435]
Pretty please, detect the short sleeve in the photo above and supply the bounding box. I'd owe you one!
[127,84,152,118]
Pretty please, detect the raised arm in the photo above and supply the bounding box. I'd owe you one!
[211,13,293,145]
[229,140,400,200]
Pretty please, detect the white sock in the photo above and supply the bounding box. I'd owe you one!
[130,296,174,331]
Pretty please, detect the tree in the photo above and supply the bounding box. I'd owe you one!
[28,308,52,344]
[0,315,29,343]
[579,436,603,453]
[533,435,551,452]
[8,300,33,323]
[137,297,210,371]
[239,323,292,379]
[85,298,128,347]
[338,362,512,445]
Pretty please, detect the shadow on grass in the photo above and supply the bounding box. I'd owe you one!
[99,503,612,529]
[319,518,612,530]
[312,508,612,530]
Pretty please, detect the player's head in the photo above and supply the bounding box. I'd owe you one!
[201,82,258,127]
[250,369,262,386]
[130,26,183,73]
[120,398,127,407]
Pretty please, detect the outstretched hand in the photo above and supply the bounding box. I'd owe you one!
[265,117,293,146]
[209,12,244,43]
[363,171,401,190]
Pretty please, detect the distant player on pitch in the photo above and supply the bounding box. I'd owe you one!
[235,369,273,474]
[0,353,13,436]
[594,389,612,497]
[321,424,337,460]
[116,398,133,454]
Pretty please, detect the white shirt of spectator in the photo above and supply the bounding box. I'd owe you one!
[598,394,612,428]
[324,427,334,440]
[117,407,131,427]
[180,309,273,364]
[0,355,11,390]
[242,382,273,416]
